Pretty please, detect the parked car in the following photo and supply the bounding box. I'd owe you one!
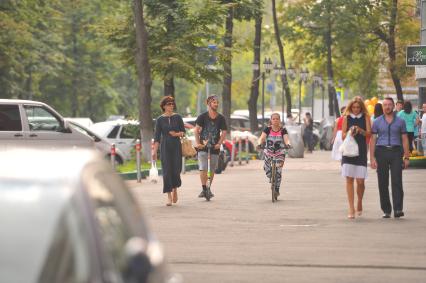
[90,120,140,161]
[0,99,93,148]
[65,117,94,128]
[0,149,171,283]
[66,119,126,164]
[229,114,251,131]
[182,117,196,126]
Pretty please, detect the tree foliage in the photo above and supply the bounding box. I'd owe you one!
[0,0,420,124]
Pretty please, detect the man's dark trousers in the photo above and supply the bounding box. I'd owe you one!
[375,146,404,214]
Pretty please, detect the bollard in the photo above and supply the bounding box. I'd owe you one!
[136,139,142,183]
[245,136,249,164]
[182,156,186,174]
[238,137,242,165]
[110,143,116,169]
[230,137,235,167]
[151,139,155,163]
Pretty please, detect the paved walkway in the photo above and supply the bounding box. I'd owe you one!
[127,151,426,283]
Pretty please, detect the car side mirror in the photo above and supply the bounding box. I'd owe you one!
[61,120,73,133]
[124,237,153,283]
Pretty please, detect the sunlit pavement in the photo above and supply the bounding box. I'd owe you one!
[128,150,426,283]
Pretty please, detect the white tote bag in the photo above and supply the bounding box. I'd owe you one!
[148,161,159,183]
[339,134,359,157]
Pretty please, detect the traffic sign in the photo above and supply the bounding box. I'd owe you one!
[406,45,426,66]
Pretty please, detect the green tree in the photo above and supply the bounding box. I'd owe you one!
[272,0,292,118]
[0,0,64,100]
[354,0,418,101]
[1,0,134,121]
[220,0,261,130]
[284,0,365,116]
[133,0,154,161]
[248,0,263,132]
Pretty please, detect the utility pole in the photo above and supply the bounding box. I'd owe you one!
[417,0,426,108]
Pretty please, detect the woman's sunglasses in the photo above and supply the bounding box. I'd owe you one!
[165,102,175,106]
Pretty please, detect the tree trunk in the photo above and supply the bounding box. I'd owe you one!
[325,25,340,118]
[133,0,153,161]
[71,11,79,117]
[388,0,403,101]
[272,0,292,117]
[221,6,233,131]
[164,7,175,98]
[25,63,33,100]
[164,75,175,97]
[248,15,261,132]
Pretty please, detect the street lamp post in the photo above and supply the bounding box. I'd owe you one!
[275,64,286,122]
[321,82,325,119]
[312,75,323,121]
[327,79,334,118]
[299,69,309,123]
[252,58,273,129]
[287,66,309,124]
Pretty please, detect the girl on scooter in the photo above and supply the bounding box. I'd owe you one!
[258,113,291,197]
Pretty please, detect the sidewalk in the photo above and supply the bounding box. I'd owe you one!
[127,151,426,283]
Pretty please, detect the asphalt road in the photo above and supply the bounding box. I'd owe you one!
[128,151,426,283]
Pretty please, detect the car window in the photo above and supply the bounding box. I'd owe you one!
[87,171,134,283]
[0,104,22,131]
[24,105,61,132]
[119,125,139,139]
[242,120,250,129]
[231,119,241,128]
[107,125,120,139]
[38,202,91,283]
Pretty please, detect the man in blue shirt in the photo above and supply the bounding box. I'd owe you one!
[370,97,410,218]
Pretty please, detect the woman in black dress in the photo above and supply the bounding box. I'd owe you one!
[341,98,371,219]
[153,96,185,206]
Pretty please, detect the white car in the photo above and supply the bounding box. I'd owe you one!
[66,119,126,164]
[0,149,170,283]
[90,120,140,161]
[0,99,93,149]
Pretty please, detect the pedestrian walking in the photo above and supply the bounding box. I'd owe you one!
[341,98,371,219]
[397,101,419,153]
[303,112,314,153]
[331,106,346,161]
[395,100,404,113]
[370,97,410,218]
[371,103,383,122]
[153,96,186,206]
[194,95,227,199]
[420,103,426,155]
[286,114,295,125]
[413,109,420,151]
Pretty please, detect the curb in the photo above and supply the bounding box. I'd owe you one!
[119,163,199,180]
[409,157,426,168]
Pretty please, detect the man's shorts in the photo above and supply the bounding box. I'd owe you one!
[197,151,219,171]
